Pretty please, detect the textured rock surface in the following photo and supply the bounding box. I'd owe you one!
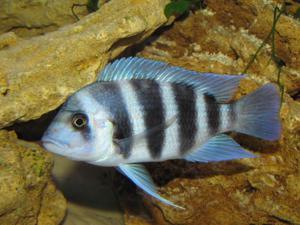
[122,0,300,224]
[0,0,106,37]
[0,131,66,225]
[138,0,300,95]
[0,0,171,129]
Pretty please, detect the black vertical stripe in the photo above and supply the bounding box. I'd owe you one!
[171,84,197,154]
[89,82,133,158]
[204,94,220,135]
[130,80,165,159]
[110,84,133,159]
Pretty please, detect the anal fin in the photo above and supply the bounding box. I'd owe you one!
[184,134,256,162]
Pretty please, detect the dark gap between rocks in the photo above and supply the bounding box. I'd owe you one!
[118,25,173,58]
[6,107,60,141]
[291,90,300,101]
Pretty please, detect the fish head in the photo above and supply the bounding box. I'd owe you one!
[41,89,114,162]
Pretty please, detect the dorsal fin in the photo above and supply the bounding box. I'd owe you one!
[98,57,245,102]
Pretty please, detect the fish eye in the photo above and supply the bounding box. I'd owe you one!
[71,113,88,129]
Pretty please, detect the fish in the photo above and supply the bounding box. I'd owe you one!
[42,57,281,209]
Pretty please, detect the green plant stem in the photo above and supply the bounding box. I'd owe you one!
[71,0,99,21]
[71,3,86,21]
[272,5,286,108]
[242,3,286,108]
[242,5,284,74]
[277,65,285,108]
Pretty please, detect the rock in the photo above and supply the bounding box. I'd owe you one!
[0,130,66,225]
[124,213,153,225]
[0,0,172,129]
[0,32,19,49]
[37,181,67,225]
[122,1,300,224]
[206,0,300,72]
[0,0,105,37]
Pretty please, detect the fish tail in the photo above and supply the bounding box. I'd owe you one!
[234,84,281,141]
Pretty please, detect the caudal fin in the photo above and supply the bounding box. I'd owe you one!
[234,84,281,141]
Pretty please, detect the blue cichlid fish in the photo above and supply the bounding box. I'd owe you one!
[42,57,281,209]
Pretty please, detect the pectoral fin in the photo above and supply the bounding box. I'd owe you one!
[118,164,184,209]
[115,116,177,155]
[184,134,257,162]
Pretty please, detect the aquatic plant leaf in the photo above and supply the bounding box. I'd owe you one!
[87,0,99,13]
[294,7,300,19]
[164,0,191,18]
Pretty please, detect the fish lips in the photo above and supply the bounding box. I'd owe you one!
[41,137,68,154]
[41,137,98,162]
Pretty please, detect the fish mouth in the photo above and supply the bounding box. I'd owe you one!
[41,137,88,161]
[41,137,68,154]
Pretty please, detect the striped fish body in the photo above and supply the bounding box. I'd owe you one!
[84,79,234,164]
[42,57,281,208]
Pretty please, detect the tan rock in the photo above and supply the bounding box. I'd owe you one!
[0,130,66,225]
[0,0,171,129]
[206,0,300,71]
[124,214,153,225]
[37,181,67,225]
[0,32,19,49]
[0,0,96,37]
